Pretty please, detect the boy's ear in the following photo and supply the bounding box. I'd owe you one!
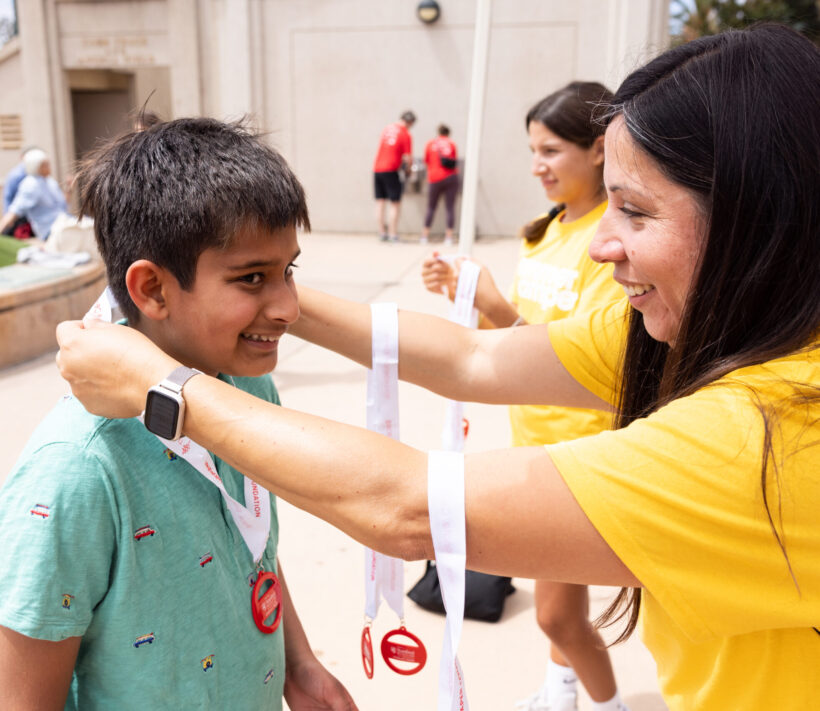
[125,260,170,321]
[590,135,605,167]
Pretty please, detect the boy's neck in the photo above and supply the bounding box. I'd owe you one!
[130,317,219,378]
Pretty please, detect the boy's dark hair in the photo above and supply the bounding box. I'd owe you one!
[78,118,310,323]
[437,124,450,136]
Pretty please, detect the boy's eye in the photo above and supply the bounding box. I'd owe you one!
[238,272,264,285]
[285,262,299,278]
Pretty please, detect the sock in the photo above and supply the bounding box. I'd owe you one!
[591,690,629,711]
[543,659,577,702]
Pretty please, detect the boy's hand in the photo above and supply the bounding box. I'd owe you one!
[283,657,359,711]
[56,320,179,419]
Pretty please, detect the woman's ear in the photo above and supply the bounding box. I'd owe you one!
[125,260,170,321]
[590,135,606,167]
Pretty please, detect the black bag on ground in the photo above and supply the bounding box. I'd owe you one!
[407,560,515,623]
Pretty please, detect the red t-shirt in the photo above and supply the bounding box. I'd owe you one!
[424,136,457,183]
[373,123,412,172]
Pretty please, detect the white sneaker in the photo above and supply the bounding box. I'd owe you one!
[514,691,577,711]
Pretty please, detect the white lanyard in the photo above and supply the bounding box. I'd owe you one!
[85,288,271,565]
[364,302,405,621]
[429,259,479,710]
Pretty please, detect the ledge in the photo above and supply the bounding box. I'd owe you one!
[0,261,107,369]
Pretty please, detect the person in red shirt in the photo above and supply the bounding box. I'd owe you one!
[421,124,459,245]
[373,110,415,242]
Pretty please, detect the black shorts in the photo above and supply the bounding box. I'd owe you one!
[374,171,403,202]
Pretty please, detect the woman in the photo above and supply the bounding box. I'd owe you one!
[56,24,819,710]
[422,82,626,711]
[421,124,459,245]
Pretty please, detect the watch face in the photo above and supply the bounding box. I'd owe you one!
[144,390,181,440]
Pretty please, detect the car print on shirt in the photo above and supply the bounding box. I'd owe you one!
[199,553,213,567]
[134,633,155,648]
[61,594,74,610]
[263,668,275,685]
[134,525,156,541]
[163,448,178,461]
[202,654,215,671]
[30,503,50,518]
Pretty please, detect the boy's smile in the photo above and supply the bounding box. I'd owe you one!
[151,222,301,377]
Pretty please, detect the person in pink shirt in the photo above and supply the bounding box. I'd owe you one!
[421,124,459,245]
[372,110,415,242]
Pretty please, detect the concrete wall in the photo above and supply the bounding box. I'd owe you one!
[2,0,669,236]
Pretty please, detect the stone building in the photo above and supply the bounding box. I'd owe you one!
[0,0,668,236]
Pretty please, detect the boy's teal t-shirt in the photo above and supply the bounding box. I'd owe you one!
[0,375,284,710]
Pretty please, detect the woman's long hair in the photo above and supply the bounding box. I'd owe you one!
[597,23,820,642]
[521,81,613,243]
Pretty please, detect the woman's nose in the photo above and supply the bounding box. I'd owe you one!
[588,212,625,264]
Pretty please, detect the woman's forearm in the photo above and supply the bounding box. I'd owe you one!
[291,286,602,408]
[182,373,434,561]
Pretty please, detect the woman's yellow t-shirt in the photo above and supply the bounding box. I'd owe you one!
[546,301,820,710]
[508,201,622,446]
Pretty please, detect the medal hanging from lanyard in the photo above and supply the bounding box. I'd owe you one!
[362,302,427,678]
[85,288,282,635]
[429,259,480,711]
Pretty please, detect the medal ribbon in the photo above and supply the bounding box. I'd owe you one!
[364,302,405,621]
[428,259,479,710]
[84,288,271,565]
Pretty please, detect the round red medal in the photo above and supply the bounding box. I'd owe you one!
[251,570,282,634]
[361,626,374,679]
[380,626,427,675]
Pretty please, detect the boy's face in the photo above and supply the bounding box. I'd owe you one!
[158,222,301,377]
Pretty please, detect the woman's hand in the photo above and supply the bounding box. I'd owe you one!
[421,252,457,301]
[55,320,179,419]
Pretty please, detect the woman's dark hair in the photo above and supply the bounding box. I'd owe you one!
[596,23,820,643]
[521,81,613,243]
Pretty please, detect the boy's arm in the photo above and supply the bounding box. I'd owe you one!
[279,562,359,711]
[0,626,80,710]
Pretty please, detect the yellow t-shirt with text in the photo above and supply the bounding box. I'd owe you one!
[546,301,820,710]
[507,202,622,446]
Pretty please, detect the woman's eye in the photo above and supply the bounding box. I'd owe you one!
[620,207,645,219]
[238,272,264,285]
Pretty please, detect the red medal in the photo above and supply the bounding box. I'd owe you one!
[361,625,375,679]
[251,569,282,634]
[380,626,427,675]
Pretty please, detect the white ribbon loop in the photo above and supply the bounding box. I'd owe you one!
[364,303,405,622]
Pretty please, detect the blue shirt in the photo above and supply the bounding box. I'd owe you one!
[8,174,68,238]
[3,162,26,212]
[0,375,285,710]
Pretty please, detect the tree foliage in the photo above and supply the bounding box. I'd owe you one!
[670,0,820,44]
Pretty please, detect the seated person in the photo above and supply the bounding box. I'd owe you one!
[0,149,69,239]
[0,119,356,711]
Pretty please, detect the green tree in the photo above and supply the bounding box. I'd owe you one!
[670,0,820,44]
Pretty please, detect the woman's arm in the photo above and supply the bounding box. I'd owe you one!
[292,285,605,409]
[56,321,635,587]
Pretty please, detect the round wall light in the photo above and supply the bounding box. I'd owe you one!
[417,0,441,24]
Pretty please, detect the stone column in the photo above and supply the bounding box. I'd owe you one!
[168,0,202,117]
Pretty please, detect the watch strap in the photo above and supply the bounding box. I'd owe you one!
[160,366,203,394]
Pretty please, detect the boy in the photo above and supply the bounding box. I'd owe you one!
[0,119,357,710]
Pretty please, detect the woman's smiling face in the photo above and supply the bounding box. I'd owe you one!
[589,116,707,346]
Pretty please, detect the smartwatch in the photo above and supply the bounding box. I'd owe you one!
[144,366,202,441]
